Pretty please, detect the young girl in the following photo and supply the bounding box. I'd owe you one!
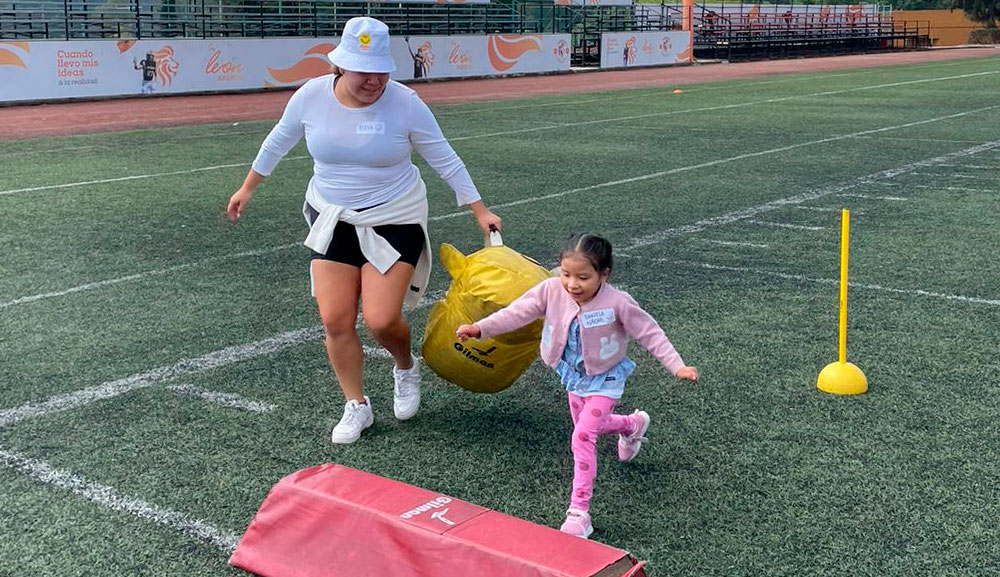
[457,233,698,538]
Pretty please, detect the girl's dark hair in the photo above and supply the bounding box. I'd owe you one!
[560,233,613,273]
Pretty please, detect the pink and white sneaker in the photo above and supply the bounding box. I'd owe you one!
[617,410,650,462]
[559,508,593,539]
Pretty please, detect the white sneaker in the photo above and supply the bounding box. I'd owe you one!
[559,508,593,539]
[331,396,373,444]
[393,360,421,420]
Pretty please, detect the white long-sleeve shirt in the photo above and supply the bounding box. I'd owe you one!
[252,74,481,209]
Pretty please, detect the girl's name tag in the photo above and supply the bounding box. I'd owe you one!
[581,309,616,328]
[356,121,386,135]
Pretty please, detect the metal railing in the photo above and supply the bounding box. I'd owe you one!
[691,14,931,60]
[0,0,656,39]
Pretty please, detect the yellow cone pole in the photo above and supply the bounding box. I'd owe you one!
[837,209,849,365]
[817,209,868,395]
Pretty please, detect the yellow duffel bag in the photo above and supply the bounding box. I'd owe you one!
[421,232,551,393]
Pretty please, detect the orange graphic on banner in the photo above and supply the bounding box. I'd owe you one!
[266,43,335,86]
[487,35,541,72]
[117,40,137,53]
[0,41,29,68]
[152,46,179,86]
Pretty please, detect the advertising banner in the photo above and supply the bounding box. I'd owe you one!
[599,31,691,69]
[393,34,571,81]
[0,35,571,103]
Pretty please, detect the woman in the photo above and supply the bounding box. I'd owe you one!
[227,16,501,444]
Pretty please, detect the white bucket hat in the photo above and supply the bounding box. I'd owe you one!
[328,17,396,74]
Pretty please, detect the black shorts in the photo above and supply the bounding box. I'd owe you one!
[306,203,424,268]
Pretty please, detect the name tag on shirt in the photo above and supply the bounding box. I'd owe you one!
[581,308,616,328]
[356,121,385,135]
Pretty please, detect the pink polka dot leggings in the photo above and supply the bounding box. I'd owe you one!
[567,393,639,512]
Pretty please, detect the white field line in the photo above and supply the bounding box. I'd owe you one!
[7,112,994,310]
[8,142,996,426]
[0,155,308,197]
[0,243,299,310]
[0,326,321,428]
[913,172,991,179]
[934,164,999,169]
[0,284,445,429]
[0,327,315,425]
[4,71,996,198]
[5,135,998,426]
[913,184,997,193]
[3,58,975,160]
[435,109,1000,224]
[6,138,1000,548]
[448,71,1000,142]
[166,384,276,414]
[0,446,240,552]
[434,65,898,117]
[0,328,400,428]
[5,59,997,555]
[747,220,825,231]
[697,239,769,249]
[838,193,908,201]
[794,206,857,213]
[3,129,267,158]
[620,255,1000,307]
[852,136,988,145]
[619,140,1000,252]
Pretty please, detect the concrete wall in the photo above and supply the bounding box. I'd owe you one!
[893,10,986,46]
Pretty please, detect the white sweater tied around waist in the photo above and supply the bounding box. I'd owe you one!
[303,177,432,308]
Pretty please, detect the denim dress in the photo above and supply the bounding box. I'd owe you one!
[555,319,636,399]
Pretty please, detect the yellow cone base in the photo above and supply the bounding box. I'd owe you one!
[817,361,868,395]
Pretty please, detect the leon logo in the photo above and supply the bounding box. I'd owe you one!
[359,34,371,51]
[0,41,30,69]
[448,42,472,70]
[487,35,541,72]
[205,48,243,81]
[266,43,335,87]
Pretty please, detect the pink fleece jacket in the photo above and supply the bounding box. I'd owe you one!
[476,277,686,376]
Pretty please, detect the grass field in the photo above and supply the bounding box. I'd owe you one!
[2,55,999,576]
